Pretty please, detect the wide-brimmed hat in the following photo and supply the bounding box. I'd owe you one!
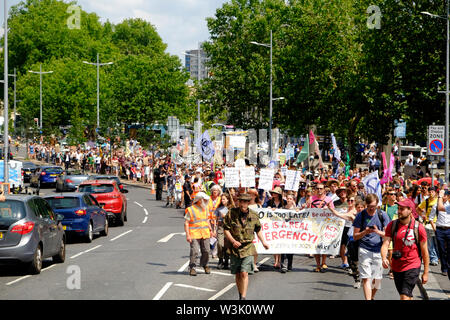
[326,179,339,187]
[238,193,252,201]
[193,192,210,203]
[270,187,283,195]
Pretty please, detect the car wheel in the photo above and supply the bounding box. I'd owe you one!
[52,237,66,263]
[84,222,93,243]
[28,244,43,275]
[116,209,124,227]
[100,218,108,236]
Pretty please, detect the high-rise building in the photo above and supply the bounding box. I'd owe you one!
[185,48,208,80]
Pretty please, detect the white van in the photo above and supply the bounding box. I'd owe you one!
[399,145,427,162]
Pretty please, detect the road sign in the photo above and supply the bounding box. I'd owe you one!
[428,126,445,156]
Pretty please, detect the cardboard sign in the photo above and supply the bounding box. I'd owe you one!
[258,168,274,191]
[224,167,240,188]
[240,167,256,188]
[285,170,301,191]
[253,208,345,255]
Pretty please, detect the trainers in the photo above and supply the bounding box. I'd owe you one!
[253,265,259,273]
[189,268,197,276]
[204,266,211,274]
[217,262,224,270]
[353,281,361,289]
[340,263,350,269]
[281,267,287,273]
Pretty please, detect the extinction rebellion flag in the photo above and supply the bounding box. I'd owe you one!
[196,130,215,161]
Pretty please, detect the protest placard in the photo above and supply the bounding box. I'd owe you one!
[253,208,345,255]
[285,170,301,191]
[240,167,256,188]
[224,167,240,188]
[258,168,274,190]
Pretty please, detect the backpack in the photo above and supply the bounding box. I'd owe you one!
[353,209,386,249]
[391,219,421,259]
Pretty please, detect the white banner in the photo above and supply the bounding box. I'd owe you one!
[240,167,256,188]
[229,135,246,149]
[253,208,345,255]
[258,168,274,191]
[224,167,240,188]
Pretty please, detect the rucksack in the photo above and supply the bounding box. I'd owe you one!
[391,219,421,259]
[354,209,386,248]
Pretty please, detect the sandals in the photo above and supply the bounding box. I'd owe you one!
[314,267,321,272]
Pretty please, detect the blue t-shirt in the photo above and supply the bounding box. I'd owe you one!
[353,209,391,253]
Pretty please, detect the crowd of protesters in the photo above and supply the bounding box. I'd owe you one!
[24,138,449,300]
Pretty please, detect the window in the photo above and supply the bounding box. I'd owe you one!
[79,184,114,194]
[0,200,26,230]
[46,197,81,209]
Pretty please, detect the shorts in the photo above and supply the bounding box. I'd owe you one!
[167,188,175,197]
[359,247,383,282]
[341,226,350,246]
[393,267,420,298]
[175,191,182,202]
[230,255,254,275]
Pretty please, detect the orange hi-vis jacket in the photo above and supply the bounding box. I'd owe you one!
[185,204,211,239]
[208,196,222,221]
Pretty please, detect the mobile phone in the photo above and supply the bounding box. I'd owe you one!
[369,226,375,229]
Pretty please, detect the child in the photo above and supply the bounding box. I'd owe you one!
[214,193,232,270]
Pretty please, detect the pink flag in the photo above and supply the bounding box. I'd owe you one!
[387,153,395,182]
[380,152,395,185]
[309,130,315,145]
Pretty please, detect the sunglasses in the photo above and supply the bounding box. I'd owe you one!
[388,193,396,195]
[348,199,355,202]
[316,187,324,190]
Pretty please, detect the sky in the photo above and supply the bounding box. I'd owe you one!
[1,0,228,62]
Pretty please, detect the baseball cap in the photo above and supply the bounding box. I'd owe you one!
[396,198,415,210]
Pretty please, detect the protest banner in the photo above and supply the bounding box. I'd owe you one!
[362,171,382,205]
[224,167,240,188]
[229,135,246,149]
[285,170,301,191]
[258,168,274,190]
[240,167,256,188]
[253,208,345,255]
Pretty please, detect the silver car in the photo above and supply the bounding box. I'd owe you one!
[0,195,66,274]
[56,171,90,192]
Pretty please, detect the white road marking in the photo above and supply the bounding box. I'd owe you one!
[158,232,186,243]
[143,208,149,216]
[174,283,216,292]
[177,260,190,273]
[133,201,143,208]
[257,257,271,266]
[42,264,57,271]
[110,229,133,241]
[152,282,173,300]
[195,269,233,277]
[6,275,31,286]
[208,283,236,300]
[142,216,148,224]
[70,245,102,259]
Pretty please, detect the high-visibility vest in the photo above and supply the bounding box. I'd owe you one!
[208,196,222,220]
[191,183,201,199]
[186,205,210,239]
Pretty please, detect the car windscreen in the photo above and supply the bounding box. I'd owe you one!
[0,200,27,230]
[44,167,64,174]
[45,197,81,209]
[79,184,115,194]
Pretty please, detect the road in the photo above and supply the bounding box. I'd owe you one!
[0,146,448,300]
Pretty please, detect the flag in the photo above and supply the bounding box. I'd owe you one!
[309,130,315,145]
[381,152,395,185]
[296,134,309,164]
[331,133,341,162]
[309,131,324,169]
[363,171,382,205]
[345,152,350,177]
[196,130,215,161]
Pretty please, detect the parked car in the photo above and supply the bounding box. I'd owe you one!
[78,180,128,226]
[43,193,108,243]
[30,166,64,188]
[88,175,124,191]
[21,162,39,183]
[0,195,66,274]
[56,170,90,192]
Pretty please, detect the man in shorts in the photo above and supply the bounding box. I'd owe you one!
[353,193,390,300]
[382,199,429,300]
[223,193,269,300]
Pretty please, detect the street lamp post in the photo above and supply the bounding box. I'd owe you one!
[83,53,113,130]
[251,30,285,160]
[28,64,53,131]
[422,3,450,183]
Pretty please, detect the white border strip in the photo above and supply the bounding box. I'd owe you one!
[153,282,173,300]
[208,283,236,300]
[110,230,133,241]
[174,283,216,292]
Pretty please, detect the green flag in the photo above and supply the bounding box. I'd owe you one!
[345,152,350,177]
[296,134,309,164]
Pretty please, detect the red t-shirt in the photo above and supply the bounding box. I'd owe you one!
[385,218,427,272]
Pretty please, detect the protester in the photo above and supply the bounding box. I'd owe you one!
[215,193,232,270]
[353,193,390,300]
[417,186,440,266]
[224,193,269,300]
[381,198,429,300]
[184,192,215,276]
[436,189,450,279]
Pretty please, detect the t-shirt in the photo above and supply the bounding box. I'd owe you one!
[385,219,427,272]
[382,203,398,220]
[418,197,438,222]
[353,209,390,253]
[310,195,334,209]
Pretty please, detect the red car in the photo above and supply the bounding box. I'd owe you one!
[78,180,128,226]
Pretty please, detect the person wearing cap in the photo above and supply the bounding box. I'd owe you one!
[223,193,269,300]
[417,186,440,266]
[326,179,339,202]
[381,198,429,300]
[184,192,215,276]
[435,189,450,278]
[183,175,193,209]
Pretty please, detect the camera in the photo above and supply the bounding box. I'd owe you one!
[392,251,402,260]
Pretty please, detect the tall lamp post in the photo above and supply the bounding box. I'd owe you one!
[3,0,9,183]
[422,4,450,183]
[28,64,53,131]
[251,30,285,160]
[83,53,113,131]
